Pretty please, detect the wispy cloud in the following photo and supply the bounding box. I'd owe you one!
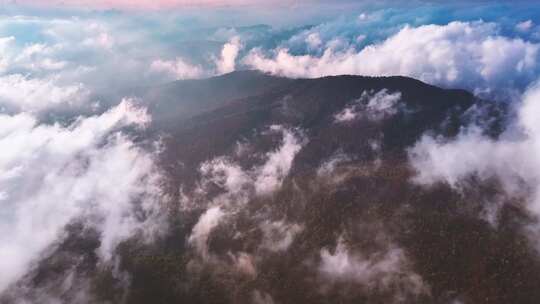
[0,99,165,293]
[186,125,306,260]
[409,80,540,249]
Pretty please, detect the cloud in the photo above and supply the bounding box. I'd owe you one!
[0,37,15,74]
[319,236,427,300]
[516,20,535,33]
[229,252,257,277]
[189,206,226,259]
[334,89,402,123]
[282,12,378,56]
[13,0,305,10]
[254,125,305,195]
[0,15,216,96]
[252,290,276,304]
[149,36,245,80]
[305,32,323,50]
[196,125,305,200]
[0,99,164,293]
[82,32,115,49]
[11,42,67,71]
[317,151,351,177]
[244,21,540,95]
[408,80,540,244]
[150,57,206,80]
[215,36,242,75]
[0,74,89,113]
[260,220,303,252]
[187,125,305,260]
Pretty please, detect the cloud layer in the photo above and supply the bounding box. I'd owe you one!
[409,81,540,247]
[0,99,164,293]
[3,2,540,302]
[244,21,540,95]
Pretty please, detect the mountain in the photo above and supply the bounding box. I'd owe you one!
[153,72,478,191]
[4,71,537,304]
[141,70,293,127]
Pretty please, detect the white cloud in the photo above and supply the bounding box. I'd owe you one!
[0,34,74,77]
[150,37,243,81]
[82,32,115,49]
[254,125,304,195]
[189,206,225,259]
[334,106,357,123]
[0,36,15,74]
[357,13,369,22]
[317,152,351,177]
[334,89,402,123]
[516,20,535,33]
[200,157,251,195]
[215,36,242,75]
[0,16,185,94]
[260,220,303,252]
[0,99,164,293]
[17,0,300,10]
[187,125,305,259]
[14,43,68,71]
[0,74,89,112]
[319,237,427,299]
[306,32,323,50]
[150,57,206,80]
[196,125,305,198]
[409,81,540,245]
[244,21,540,93]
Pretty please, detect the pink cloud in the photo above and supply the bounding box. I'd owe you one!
[13,0,295,10]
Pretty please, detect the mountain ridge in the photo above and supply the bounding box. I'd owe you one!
[5,70,530,304]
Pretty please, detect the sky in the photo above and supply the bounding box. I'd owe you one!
[0,0,539,100]
[3,0,540,297]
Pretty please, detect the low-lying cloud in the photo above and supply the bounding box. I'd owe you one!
[186,125,305,260]
[150,57,206,80]
[0,99,164,293]
[335,89,402,123]
[409,80,540,247]
[319,235,428,302]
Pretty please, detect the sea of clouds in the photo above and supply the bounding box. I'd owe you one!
[2,0,540,300]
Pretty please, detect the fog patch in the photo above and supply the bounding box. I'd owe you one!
[334,89,402,123]
[187,125,306,261]
[319,236,428,302]
[260,220,303,252]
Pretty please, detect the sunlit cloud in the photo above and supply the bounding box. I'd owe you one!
[11,0,300,10]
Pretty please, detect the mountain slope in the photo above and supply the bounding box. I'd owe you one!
[5,72,537,304]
